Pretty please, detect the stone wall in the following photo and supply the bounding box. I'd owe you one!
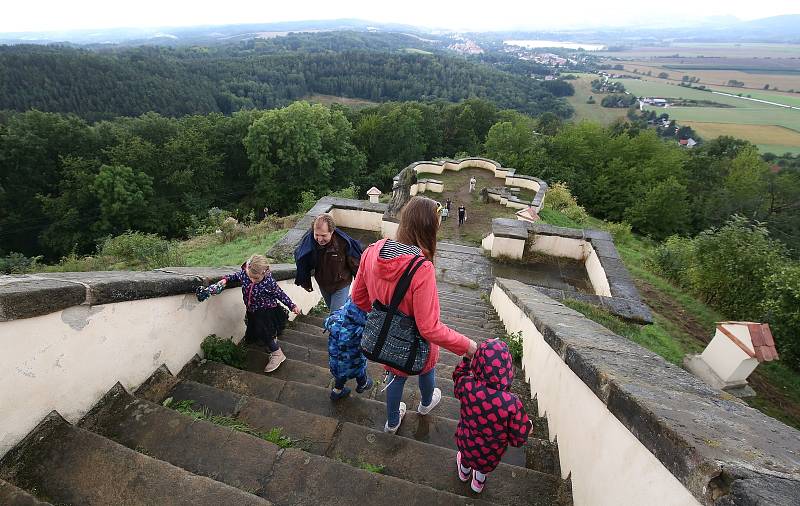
[491,279,800,506]
[483,218,651,323]
[389,157,548,217]
[0,266,321,458]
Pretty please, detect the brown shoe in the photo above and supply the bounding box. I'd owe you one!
[264,349,286,373]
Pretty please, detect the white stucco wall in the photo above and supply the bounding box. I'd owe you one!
[491,236,526,259]
[701,330,758,383]
[329,208,383,232]
[381,220,399,240]
[585,245,612,297]
[0,278,320,459]
[505,177,541,192]
[529,235,586,261]
[491,286,702,506]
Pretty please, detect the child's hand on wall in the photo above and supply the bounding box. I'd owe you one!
[291,305,301,315]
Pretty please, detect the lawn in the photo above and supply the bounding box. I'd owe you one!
[180,226,288,267]
[565,73,628,125]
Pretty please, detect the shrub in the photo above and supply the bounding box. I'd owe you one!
[200,334,247,369]
[601,221,633,244]
[649,235,695,284]
[563,204,589,224]
[218,216,243,243]
[543,182,580,212]
[100,231,184,269]
[0,252,41,274]
[761,265,800,369]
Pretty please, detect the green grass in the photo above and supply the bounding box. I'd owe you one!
[565,73,628,125]
[335,456,386,474]
[180,228,287,267]
[164,399,302,448]
[562,299,690,364]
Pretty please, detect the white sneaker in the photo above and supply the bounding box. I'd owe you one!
[417,388,442,416]
[384,402,407,434]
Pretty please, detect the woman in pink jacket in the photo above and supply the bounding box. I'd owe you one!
[352,196,478,433]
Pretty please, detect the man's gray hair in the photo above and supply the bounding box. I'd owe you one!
[313,213,336,232]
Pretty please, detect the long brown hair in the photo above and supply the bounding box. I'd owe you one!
[396,196,439,260]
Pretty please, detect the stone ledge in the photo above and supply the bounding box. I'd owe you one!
[494,278,800,506]
[0,265,299,322]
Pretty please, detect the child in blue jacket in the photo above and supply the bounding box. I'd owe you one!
[197,254,300,373]
[324,298,373,400]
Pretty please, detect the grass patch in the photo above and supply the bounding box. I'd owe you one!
[499,330,523,363]
[180,227,287,267]
[336,456,386,474]
[538,208,583,228]
[562,299,688,365]
[201,334,247,369]
[308,299,329,317]
[164,399,301,448]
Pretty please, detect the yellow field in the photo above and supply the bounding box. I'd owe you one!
[680,121,800,146]
[620,62,800,92]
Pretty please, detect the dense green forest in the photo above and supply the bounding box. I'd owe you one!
[0,32,572,121]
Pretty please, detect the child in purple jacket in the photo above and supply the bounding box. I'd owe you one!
[453,339,532,494]
[197,254,300,373]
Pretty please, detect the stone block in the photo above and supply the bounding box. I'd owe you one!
[0,276,86,321]
[39,271,198,306]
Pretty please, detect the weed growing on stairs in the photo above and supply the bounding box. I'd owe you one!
[499,331,523,363]
[163,398,300,449]
[335,456,386,474]
[308,299,329,317]
[201,334,247,369]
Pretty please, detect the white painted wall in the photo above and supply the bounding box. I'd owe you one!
[505,177,541,192]
[330,208,383,232]
[585,245,612,297]
[491,286,702,506]
[700,328,758,383]
[529,235,586,260]
[491,236,526,259]
[381,220,399,240]
[0,278,321,458]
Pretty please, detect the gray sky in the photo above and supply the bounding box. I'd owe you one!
[1,0,798,33]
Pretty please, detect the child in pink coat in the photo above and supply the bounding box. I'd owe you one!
[453,339,532,494]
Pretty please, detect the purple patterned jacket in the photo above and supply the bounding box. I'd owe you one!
[224,263,295,312]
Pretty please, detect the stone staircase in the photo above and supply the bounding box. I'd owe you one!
[0,281,571,506]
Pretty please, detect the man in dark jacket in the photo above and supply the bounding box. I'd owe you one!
[294,213,363,314]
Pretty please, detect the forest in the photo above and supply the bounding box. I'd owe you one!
[0,33,572,121]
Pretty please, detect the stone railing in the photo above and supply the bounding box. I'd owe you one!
[268,197,391,261]
[482,218,651,323]
[491,278,800,506]
[0,266,321,458]
[389,157,548,217]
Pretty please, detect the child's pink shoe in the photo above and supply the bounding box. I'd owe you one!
[456,451,471,483]
[471,470,486,494]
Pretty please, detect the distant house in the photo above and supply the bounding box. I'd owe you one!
[679,138,697,148]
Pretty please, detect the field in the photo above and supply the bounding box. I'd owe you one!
[610,77,800,153]
[306,94,377,109]
[564,73,627,125]
[599,43,800,59]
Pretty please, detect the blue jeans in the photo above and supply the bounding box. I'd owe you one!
[322,284,351,314]
[386,368,436,427]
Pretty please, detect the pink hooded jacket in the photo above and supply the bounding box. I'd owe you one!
[351,239,471,376]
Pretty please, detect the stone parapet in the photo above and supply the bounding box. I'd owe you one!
[0,265,297,322]
[493,278,800,506]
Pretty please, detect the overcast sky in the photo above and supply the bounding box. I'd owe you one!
[1,0,798,33]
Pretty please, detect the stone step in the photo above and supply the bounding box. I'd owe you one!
[0,412,270,506]
[82,384,486,506]
[143,369,555,505]
[243,349,460,417]
[279,328,463,368]
[0,479,52,505]
[177,359,527,467]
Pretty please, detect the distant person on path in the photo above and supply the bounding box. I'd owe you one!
[352,196,478,433]
[196,254,300,373]
[445,198,452,211]
[469,177,477,193]
[458,205,467,226]
[441,205,449,222]
[295,213,363,314]
[453,339,532,494]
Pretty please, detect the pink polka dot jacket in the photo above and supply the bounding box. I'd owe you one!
[453,339,532,473]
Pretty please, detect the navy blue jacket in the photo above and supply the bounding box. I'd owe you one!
[294,228,364,291]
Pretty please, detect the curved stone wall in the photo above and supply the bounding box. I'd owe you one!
[390,157,548,217]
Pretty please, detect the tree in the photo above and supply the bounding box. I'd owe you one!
[92,164,154,234]
[624,176,690,239]
[244,101,365,212]
[484,121,535,168]
[658,72,669,79]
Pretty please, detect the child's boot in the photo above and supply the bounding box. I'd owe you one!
[330,386,351,401]
[264,349,286,373]
[456,451,471,482]
[356,375,374,394]
[471,470,487,494]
